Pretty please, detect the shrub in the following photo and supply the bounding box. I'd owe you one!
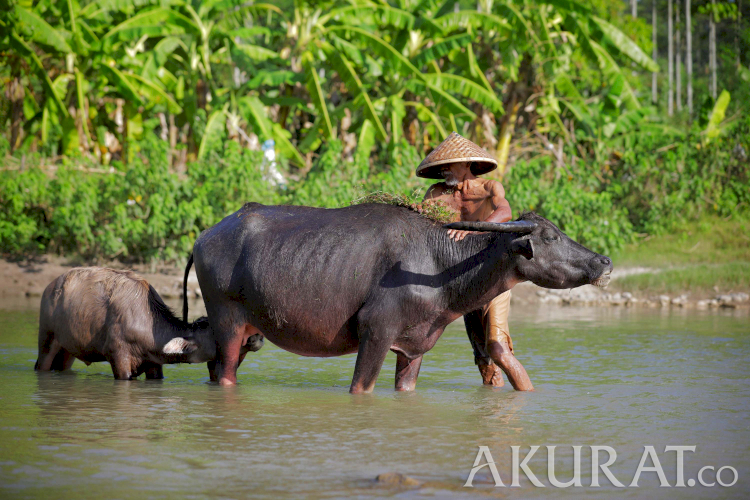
[1,120,748,262]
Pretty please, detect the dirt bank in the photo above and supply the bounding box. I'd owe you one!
[0,256,190,300]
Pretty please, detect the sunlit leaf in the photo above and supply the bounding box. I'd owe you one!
[198,109,225,160]
[75,70,93,144]
[303,55,334,140]
[102,7,196,41]
[14,6,73,53]
[330,52,387,141]
[247,71,302,89]
[704,90,731,144]
[412,33,472,68]
[423,73,504,114]
[590,16,659,72]
[231,42,278,61]
[354,119,376,169]
[239,96,306,166]
[406,79,477,120]
[127,73,183,113]
[329,26,425,82]
[99,63,142,104]
[436,10,511,35]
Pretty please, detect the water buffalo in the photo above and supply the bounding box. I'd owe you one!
[184,203,612,392]
[36,267,264,380]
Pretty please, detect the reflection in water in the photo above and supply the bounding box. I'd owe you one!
[0,303,748,499]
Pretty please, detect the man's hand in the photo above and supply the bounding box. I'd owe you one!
[447,229,471,242]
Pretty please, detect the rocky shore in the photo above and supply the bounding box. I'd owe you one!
[527,286,749,310]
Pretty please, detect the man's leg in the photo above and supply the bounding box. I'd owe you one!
[464,310,504,386]
[482,291,534,391]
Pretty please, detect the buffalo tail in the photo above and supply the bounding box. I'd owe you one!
[183,253,193,323]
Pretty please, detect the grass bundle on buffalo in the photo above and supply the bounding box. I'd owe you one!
[351,190,457,224]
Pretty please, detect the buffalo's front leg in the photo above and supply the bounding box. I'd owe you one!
[143,363,164,380]
[212,318,261,386]
[394,353,422,392]
[207,360,219,382]
[50,348,75,371]
[109,354,135,380]
[350,322,394,394]
[215,333,245,386]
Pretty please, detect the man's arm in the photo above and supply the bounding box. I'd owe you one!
[484,181,512,223]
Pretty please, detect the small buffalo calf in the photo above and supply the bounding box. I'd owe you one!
[35,267,264,380]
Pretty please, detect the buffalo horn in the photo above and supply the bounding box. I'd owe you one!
[443,220,538,233]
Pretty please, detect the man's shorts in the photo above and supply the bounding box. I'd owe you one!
[481,290,513,352]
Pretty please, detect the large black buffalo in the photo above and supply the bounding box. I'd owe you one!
[183,202,612,393]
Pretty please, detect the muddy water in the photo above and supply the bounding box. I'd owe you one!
[0,298,748,499]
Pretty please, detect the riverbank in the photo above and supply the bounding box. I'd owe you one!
[4,215,748,310]
[2,256,748,314]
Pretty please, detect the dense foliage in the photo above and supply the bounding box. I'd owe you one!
[2,114,747,261]
[1,0,664,168]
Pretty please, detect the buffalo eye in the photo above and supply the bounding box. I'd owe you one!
[542,234,559,243]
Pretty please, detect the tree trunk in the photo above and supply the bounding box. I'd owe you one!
[736,0,741,68]
[496,56,532,178]
[668,0,674,115]
[709,0,717,100]
[496,97,519,178]
[8,76,24,153]
[685,0,693,117]
[652,0,658,105]
[676,1,682,111]
[632,0,637,17]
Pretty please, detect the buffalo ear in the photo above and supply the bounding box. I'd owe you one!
[511,238,534,260]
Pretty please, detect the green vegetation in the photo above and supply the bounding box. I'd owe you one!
[2,118,747,262]
[611,215,750,294]
[0,0,664,165]
[613,215,750,267]
[0,0,748,278]
[613,262,750,294]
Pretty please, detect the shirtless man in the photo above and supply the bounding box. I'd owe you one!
[418,132,534,391]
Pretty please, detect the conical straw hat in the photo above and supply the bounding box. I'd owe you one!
[416,132,498,179]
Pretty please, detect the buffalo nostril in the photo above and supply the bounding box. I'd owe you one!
[600,256,612,266]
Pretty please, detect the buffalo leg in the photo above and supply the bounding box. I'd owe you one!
[36,330,61,371]
[216,334,244,386]
[394,353,422,392]
[464,310,504,387]
[207,349,246,383]
[350,325,394,394]
[50,348,75,371]
[143,363,164,380]
[109,355,135,380]
[207,360,219,382]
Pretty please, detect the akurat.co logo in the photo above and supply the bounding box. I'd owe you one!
[464,445,738,488]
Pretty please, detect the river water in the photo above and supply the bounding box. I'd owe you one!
[0,297,748,499]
